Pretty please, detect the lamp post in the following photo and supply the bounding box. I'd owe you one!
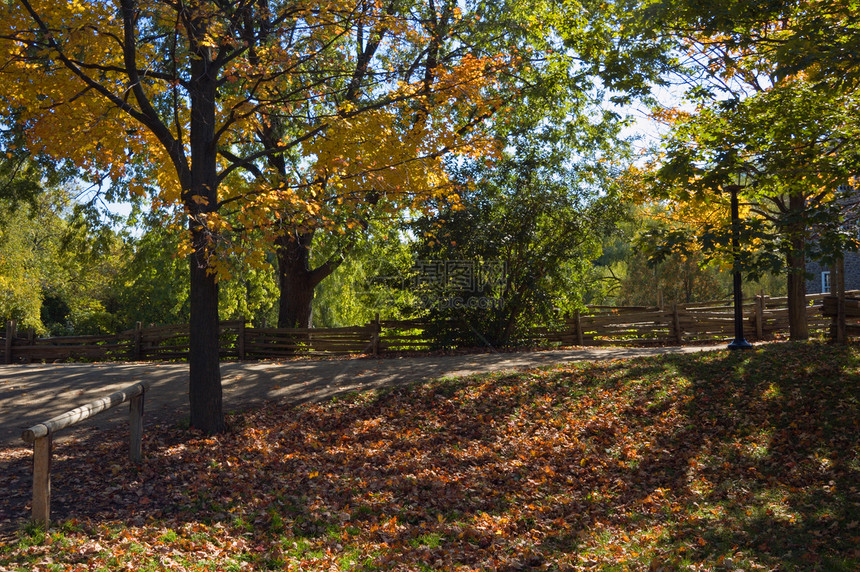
[726,172,753,350]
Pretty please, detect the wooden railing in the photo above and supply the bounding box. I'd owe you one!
[530,292,841,347]
[821,294,860,339]
[0,317,436,363]
[0,292,848,364]
[20,380,152,524]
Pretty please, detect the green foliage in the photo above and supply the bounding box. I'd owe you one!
[110,218,279,329]
[411,122,624,346]
[0,184,126,334]
[648,78,860,286]
[312,225,416,327]
[594,202,787,306]
[108,221,190,328]
[622,0,860,277]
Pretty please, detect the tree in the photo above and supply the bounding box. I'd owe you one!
[636,0,860,92]
[108,216,278,328]
[259,0,565,329]
[0,183,125,334]
[591,202,730,306]
[648,77,860,339]
[608,0,860,340]
[1,0,509,432]
[410,120,624,346]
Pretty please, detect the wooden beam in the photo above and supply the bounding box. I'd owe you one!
[129,392,144,463]
[22,381,152,443]
[4,319,15,364]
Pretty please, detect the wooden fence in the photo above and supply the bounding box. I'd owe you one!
[0,317,434,364]
[0,292,850,363]
[530,292,841,347]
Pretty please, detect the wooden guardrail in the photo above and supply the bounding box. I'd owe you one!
[20,380,152,525]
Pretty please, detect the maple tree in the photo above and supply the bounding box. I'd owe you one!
[636,0,860,92]
[663,84,860,338]
[0,0,511,432]
[261,0,612,329]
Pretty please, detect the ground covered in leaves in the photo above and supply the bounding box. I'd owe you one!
[1,343,859,571]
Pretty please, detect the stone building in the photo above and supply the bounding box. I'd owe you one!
[804,185,860,294]
[806,252,860,293]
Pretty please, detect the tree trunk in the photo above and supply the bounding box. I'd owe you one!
[185,47,224,434]
[277,234,316,329]
[276,230,344,329]
[188,250,224,432]
[786,192,809,341]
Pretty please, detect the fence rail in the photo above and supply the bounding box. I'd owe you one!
[1,292,853,364]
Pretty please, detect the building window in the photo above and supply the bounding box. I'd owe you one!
[822,271,831,294]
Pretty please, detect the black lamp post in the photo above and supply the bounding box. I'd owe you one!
[726,173,753,350]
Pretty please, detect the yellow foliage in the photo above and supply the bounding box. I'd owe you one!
[0,0,513,282]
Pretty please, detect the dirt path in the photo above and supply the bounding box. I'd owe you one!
[0,345,719,449]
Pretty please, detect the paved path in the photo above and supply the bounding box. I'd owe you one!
[0,346,720,448]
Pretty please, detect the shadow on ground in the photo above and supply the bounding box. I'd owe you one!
[5,344,853,569]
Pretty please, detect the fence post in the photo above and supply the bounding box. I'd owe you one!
[575,311,584,346]
[835,257,846,344]
[672,304,683,344]
[237,317,246,361]
[5,319,16,364]
[754,295,765,340]
[371,313,381,356]
[129,391,144,463]
[132,321,142,361]
[32,434,52,525]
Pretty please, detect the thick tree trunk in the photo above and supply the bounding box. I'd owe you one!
[188,247,224,433]
[276,230,344,329]
[277,235,316,329]
[185,48,224,434]
[786,192,809,341]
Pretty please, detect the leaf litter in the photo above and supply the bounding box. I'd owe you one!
[0,342,858,570]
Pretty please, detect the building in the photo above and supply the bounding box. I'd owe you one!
[806,252,860,293]
[805,185,860,294]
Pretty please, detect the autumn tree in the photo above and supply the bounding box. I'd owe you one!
[611,0,860,340]
[660,81,860,336]
[254,0,561,329]
[0,0,510,432]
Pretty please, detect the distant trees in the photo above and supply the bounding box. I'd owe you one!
[613,0,860,340]
[0,184,124,334]
[410,113,625,346]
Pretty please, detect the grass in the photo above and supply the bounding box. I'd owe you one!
[0,342,858,570]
